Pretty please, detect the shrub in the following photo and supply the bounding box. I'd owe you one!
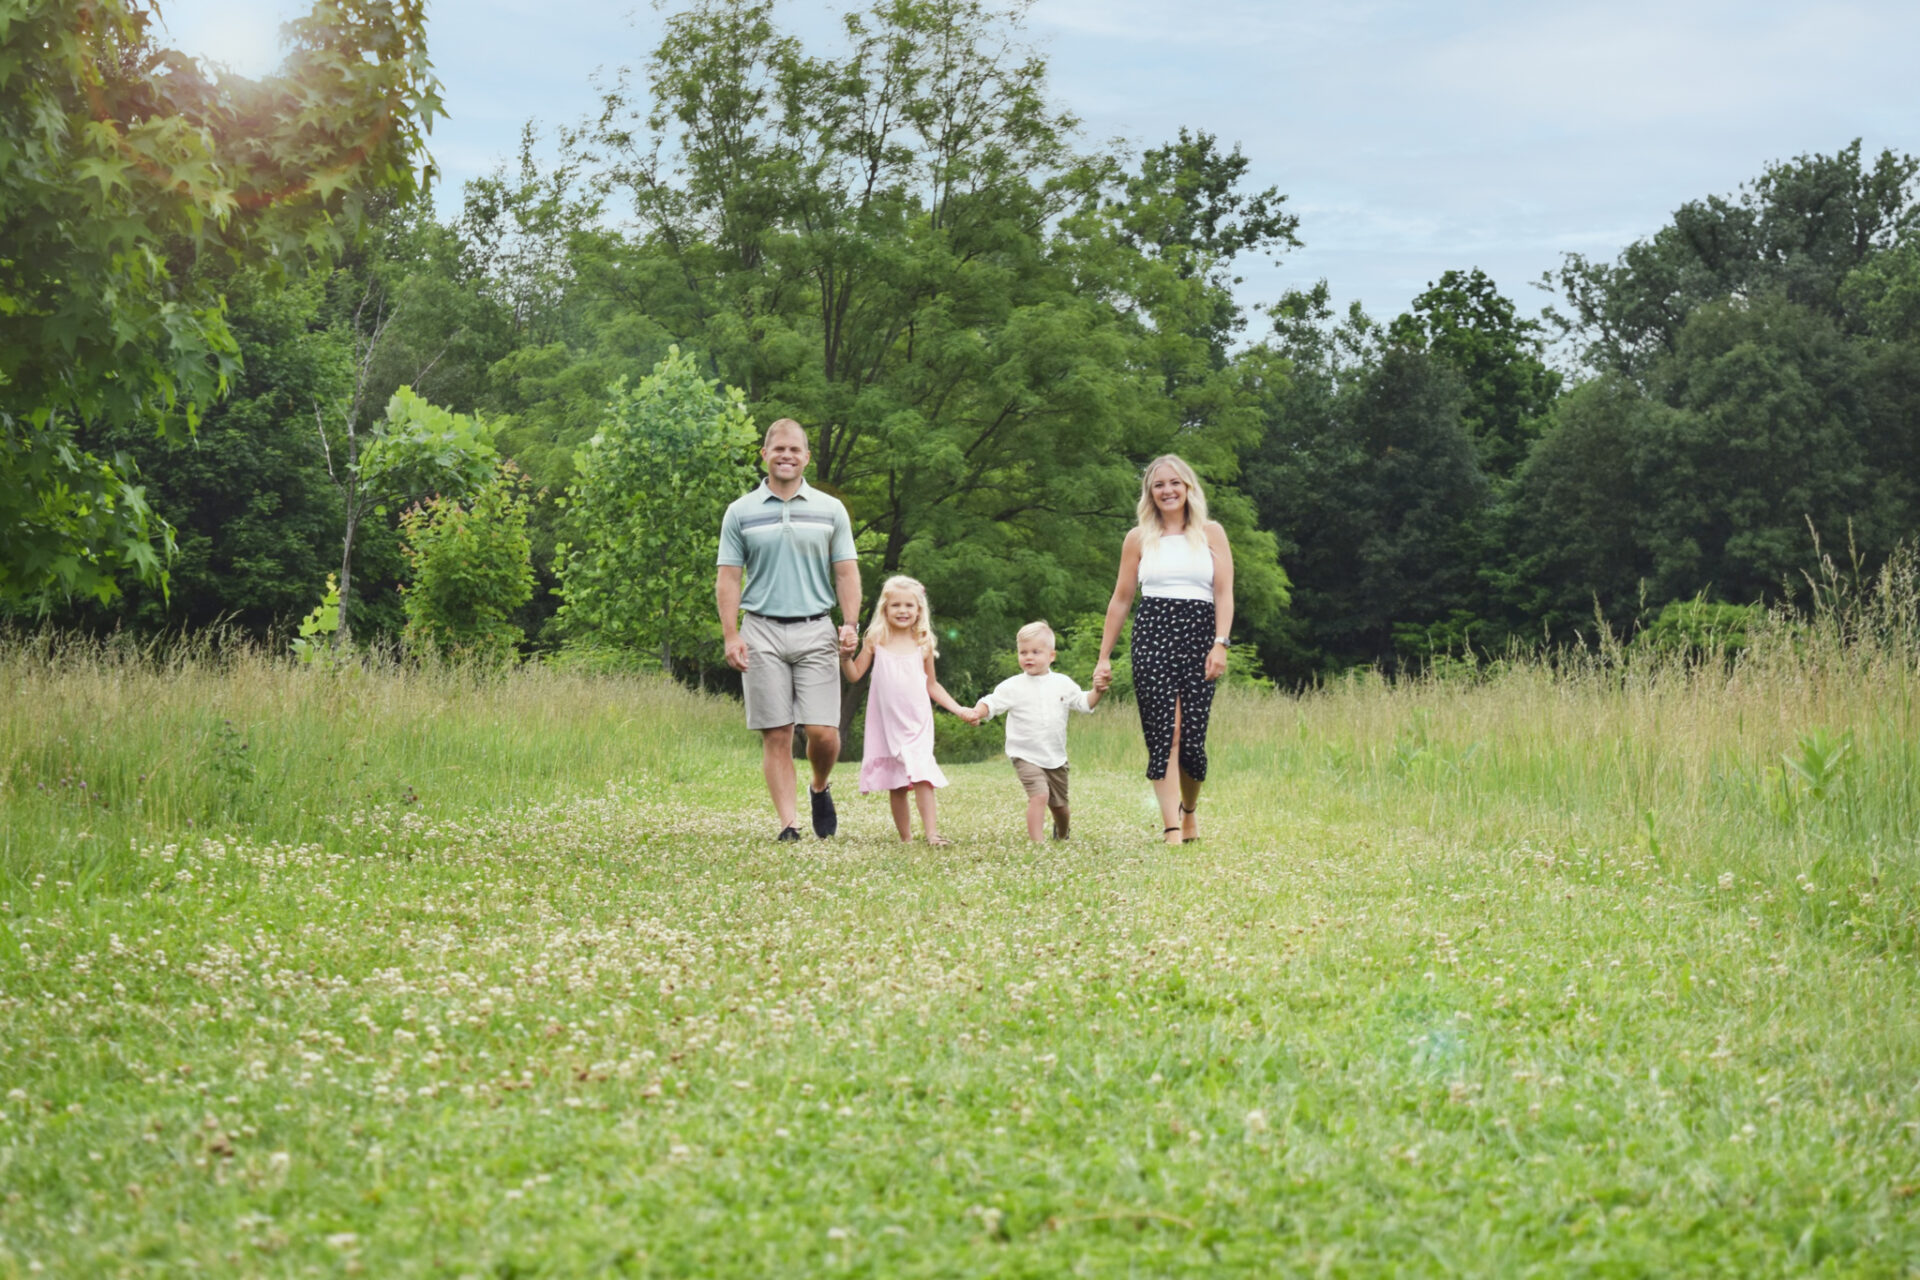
[398,465,535,665]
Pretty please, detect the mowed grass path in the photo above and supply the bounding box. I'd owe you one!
[3,640,1919,1275]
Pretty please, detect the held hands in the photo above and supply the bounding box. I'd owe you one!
[1092,658,1112,691]
[725,635,751,672]
[838,623,859,655]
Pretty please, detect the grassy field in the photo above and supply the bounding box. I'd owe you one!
[4,572,1920,1276]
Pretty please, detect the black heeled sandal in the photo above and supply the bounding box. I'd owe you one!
[1179,803,1200,841]
[1162,825,1182,844]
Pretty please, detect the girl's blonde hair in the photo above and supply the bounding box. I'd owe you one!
[1135,454,1210,549]
[865,574,938,657]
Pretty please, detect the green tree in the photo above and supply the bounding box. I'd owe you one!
[1117,128,1300,367]
[1518,144,1920,634]
[573,0,1289,686]
[1637,294,1876,602]
[399,463,535,664]
[50,268,351,634]
[1504,375,1663,635]
[1244,287,1487,678]
[1549,142,1919,376]
[321,385,498,646]
[1389,268,1561,479]
[1841,230,1920,526]
[1511,296,1885,631]
[554,347,758,673]
[0,0,441,607]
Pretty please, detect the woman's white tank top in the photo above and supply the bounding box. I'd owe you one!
[1138,531,1215,601]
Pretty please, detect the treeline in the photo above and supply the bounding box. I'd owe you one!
[14,0,1920,692]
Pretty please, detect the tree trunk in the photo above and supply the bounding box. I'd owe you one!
[335,502,357,649]
[838,670,863,762]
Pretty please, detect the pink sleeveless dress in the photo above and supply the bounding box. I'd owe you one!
[858,644,949,793]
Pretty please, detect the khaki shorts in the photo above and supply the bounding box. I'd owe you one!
[741,613,841,731]
[1011,757,1070,808]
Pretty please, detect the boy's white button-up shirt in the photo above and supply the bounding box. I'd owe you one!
[979,670,1095,769]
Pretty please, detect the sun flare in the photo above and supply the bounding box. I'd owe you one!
[158,0,297,79]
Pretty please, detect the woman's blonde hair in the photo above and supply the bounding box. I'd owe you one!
[1135,454,1210,548]
[865,574,938,657]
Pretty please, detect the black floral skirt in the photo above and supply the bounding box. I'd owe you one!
[1130,596,1215,781]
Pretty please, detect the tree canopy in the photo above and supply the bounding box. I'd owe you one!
[13,1,1916,693]
[0,0,441,606]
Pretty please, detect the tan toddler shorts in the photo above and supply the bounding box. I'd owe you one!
[1011,757,1070,808]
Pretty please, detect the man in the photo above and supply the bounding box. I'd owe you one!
[716,418,862,841]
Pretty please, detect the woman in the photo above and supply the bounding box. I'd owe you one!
[1093,455,1235,845]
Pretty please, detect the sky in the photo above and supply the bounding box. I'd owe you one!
[157,0,1920,329]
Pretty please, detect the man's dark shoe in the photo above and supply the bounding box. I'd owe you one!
[810,785,837,838]
[776,825,803,842]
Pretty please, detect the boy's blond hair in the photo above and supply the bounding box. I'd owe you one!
[1016,620,1055,648]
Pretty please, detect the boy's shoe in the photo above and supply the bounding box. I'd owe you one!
[810,785,837,838]
[776,825,803,842]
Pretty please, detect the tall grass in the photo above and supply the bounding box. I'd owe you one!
[6,544,1916,919]
[1071,542,1920,948]
[2,633,747,884]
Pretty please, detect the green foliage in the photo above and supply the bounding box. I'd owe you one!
[36,268,352,634]
[554,347,758,669]
[1505,375,1660,634]
[0,0,442,606]
[1550,141,1920,376]
[399,464,535,664]
[573,0,1291,688]
[1117,128,1300,366]
[290,573,343,665]
[0,423,175,610]
[1764,728,1855,824]
[1783,727,1853,805]
[1244,287,1488,678]
[1636,598,1763,660]
[1055,614,1131,701]
[1389,267,1562,479]
[363,387,498,507]
[1518,144,1920,638]
[933,707,1004,765]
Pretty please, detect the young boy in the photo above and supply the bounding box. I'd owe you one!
[969,621,1109,840]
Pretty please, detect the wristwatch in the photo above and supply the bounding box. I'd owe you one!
[1213,637,1229,647]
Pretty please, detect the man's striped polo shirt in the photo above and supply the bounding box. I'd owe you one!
[716,479,858,618]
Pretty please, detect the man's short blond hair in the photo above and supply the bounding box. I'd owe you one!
[1016,620,1055,648]
[762,417,808,447]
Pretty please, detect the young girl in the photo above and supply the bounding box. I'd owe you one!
[842,575,971,844]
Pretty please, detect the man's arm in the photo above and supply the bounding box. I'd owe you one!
[717,565,748,671]
[833,558,862,655]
